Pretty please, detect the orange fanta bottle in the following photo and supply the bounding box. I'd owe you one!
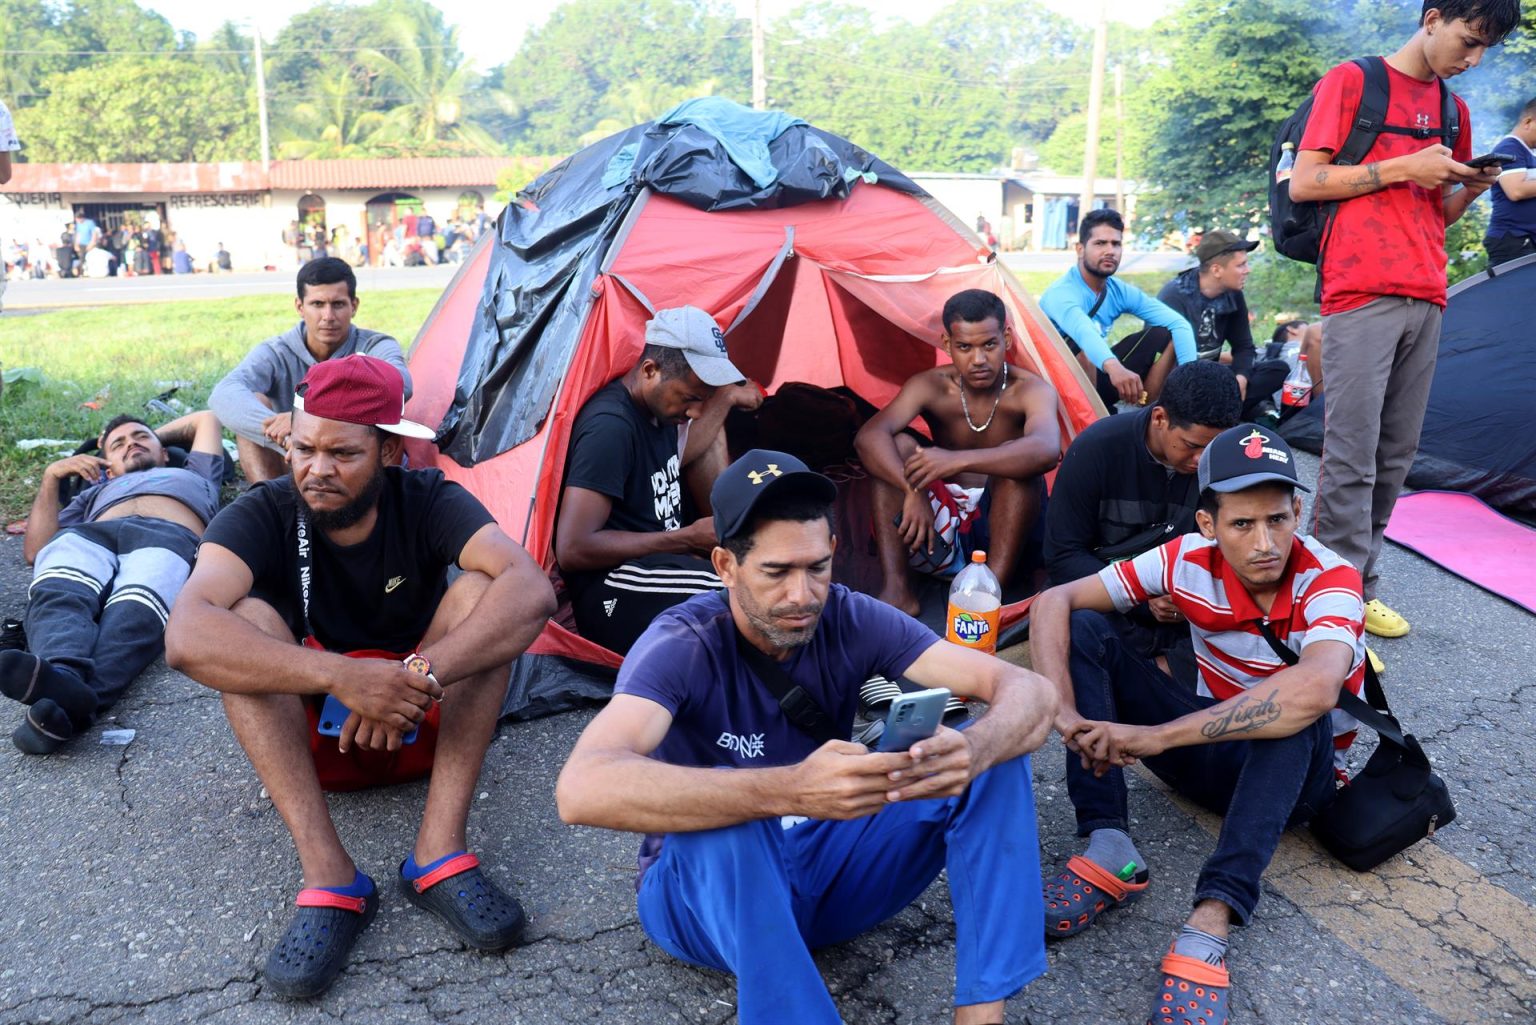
[946,551,1002,656]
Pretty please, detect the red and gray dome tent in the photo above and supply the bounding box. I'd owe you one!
[403,99,1103,717]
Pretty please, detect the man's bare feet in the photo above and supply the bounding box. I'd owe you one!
[876,584,922,618]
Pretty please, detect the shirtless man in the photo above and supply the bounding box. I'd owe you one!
[856,289,1063,615]
[1,410,224,752]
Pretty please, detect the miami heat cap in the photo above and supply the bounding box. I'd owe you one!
[1197,423,1310,494]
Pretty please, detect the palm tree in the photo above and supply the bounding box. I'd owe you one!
[357,6,500,154]
[275,68,408,159]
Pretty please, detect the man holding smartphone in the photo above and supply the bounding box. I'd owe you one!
[1287,0,1519,663]
[557,449,1058,1025]
[167,355,556,999]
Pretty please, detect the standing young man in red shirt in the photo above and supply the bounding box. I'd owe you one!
[1289,0,1520,662]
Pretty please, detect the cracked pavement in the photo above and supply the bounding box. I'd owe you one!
[1,453,1533,1024]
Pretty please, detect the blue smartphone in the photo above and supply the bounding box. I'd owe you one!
[317,694,418,745]
[876,688,952,752]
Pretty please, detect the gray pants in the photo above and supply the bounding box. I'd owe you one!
[1311,296,1442,599]
[23,517,199,727]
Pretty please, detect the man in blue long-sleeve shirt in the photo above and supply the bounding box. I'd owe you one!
[1038,209,1196,410]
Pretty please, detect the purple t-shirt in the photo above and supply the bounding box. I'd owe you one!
[616,584,939,882]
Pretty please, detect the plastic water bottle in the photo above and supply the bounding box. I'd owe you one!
[946,551,1002,656]
[1275,142,1296,184]
[1281,354,1313,409]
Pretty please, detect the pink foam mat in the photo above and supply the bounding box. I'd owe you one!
[1384,491,1536,615]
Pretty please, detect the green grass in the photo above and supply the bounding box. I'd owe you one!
[0,289,441,519]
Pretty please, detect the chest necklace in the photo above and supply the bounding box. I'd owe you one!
[958,362,1009,433]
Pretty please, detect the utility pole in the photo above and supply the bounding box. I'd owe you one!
[1079,1,1108,225]
[253,28,271,170]
[752,0,767,110]
[1114,63,1125,217]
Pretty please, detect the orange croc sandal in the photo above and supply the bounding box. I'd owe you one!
[1043,854,1150,938]
[1147,947,1231,1025]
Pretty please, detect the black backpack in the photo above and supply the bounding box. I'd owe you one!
[1269,56,1460,267]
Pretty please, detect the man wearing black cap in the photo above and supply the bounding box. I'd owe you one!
[1029,424,1366,1025]
[1156,231,1291,422]
[556,304,762,655]
[167,354,556,998]
[557,449,1058,1025]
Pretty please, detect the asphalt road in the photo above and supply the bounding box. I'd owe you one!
[0,452,1532,1025]
[0,264,460,311]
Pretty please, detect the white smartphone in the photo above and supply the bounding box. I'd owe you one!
[876,688,952,752]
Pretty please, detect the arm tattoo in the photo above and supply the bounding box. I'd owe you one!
[1314,169,1329,185]
[1347,163,1382,194]
[1199,689,1282,740]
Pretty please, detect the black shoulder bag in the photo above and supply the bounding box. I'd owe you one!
[1257,622,1455,871]
[734,633,840,746]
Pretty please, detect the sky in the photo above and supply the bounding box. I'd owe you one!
[139,0,1175,72]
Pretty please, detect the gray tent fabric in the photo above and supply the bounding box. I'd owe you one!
[434,98,920,467]
[1280,253,1536,517]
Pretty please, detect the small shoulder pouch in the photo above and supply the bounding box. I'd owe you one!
[1256,621,1455,872]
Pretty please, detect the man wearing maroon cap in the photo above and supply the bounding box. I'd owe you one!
[167,354,556,998]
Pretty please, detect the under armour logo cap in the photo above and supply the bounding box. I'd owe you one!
[644,306,745,387]
[711,449,837,543]
[1197,423,1310,495]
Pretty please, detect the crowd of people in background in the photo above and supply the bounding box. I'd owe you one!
[1,213,230,281]
[282,204,493,272]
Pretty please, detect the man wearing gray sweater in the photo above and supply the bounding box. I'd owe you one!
[210,257,411,482]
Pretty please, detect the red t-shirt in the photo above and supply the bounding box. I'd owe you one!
[1300,60,1473,315]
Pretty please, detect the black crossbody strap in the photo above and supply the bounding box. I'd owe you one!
[1086,287,1108,321]
[1255,619,1407,748]
[734,632,839,746]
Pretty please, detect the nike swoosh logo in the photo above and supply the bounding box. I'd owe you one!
[385,576,406,593]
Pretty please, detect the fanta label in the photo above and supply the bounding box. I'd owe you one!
[947,604,1001,655]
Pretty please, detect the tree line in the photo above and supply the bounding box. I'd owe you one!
[1,0,1531,237]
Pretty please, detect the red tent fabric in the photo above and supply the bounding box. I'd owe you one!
[404,184,1103,672]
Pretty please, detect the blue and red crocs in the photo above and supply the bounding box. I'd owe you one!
[1147,946,1232,1025]
[400,852,526,951]
[264,879,379,999]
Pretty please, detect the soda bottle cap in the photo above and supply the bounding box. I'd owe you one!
[971,551,987,563]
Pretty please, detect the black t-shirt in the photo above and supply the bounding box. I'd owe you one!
[1155,269,1255,377]
[1043,406,1198,587]
[201,467,494,652]
[561,381,683,591]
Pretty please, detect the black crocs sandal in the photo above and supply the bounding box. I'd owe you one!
[400,853,526,951]
[263,881,379,999]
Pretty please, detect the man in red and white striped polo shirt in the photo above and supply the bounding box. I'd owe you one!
[1030,423,1365,1025]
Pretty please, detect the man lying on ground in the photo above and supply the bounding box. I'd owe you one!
[557,449,1058,1025]
[1031,424,1365,1025]
[555,305,761,654]
[1156,232,1292,422]
[209,257,409,483]
[1039,208,1196,410]
[167,355,555,999]
[855,288,1062,616]
[1042,362,1241,688]
[1,410,224,754]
